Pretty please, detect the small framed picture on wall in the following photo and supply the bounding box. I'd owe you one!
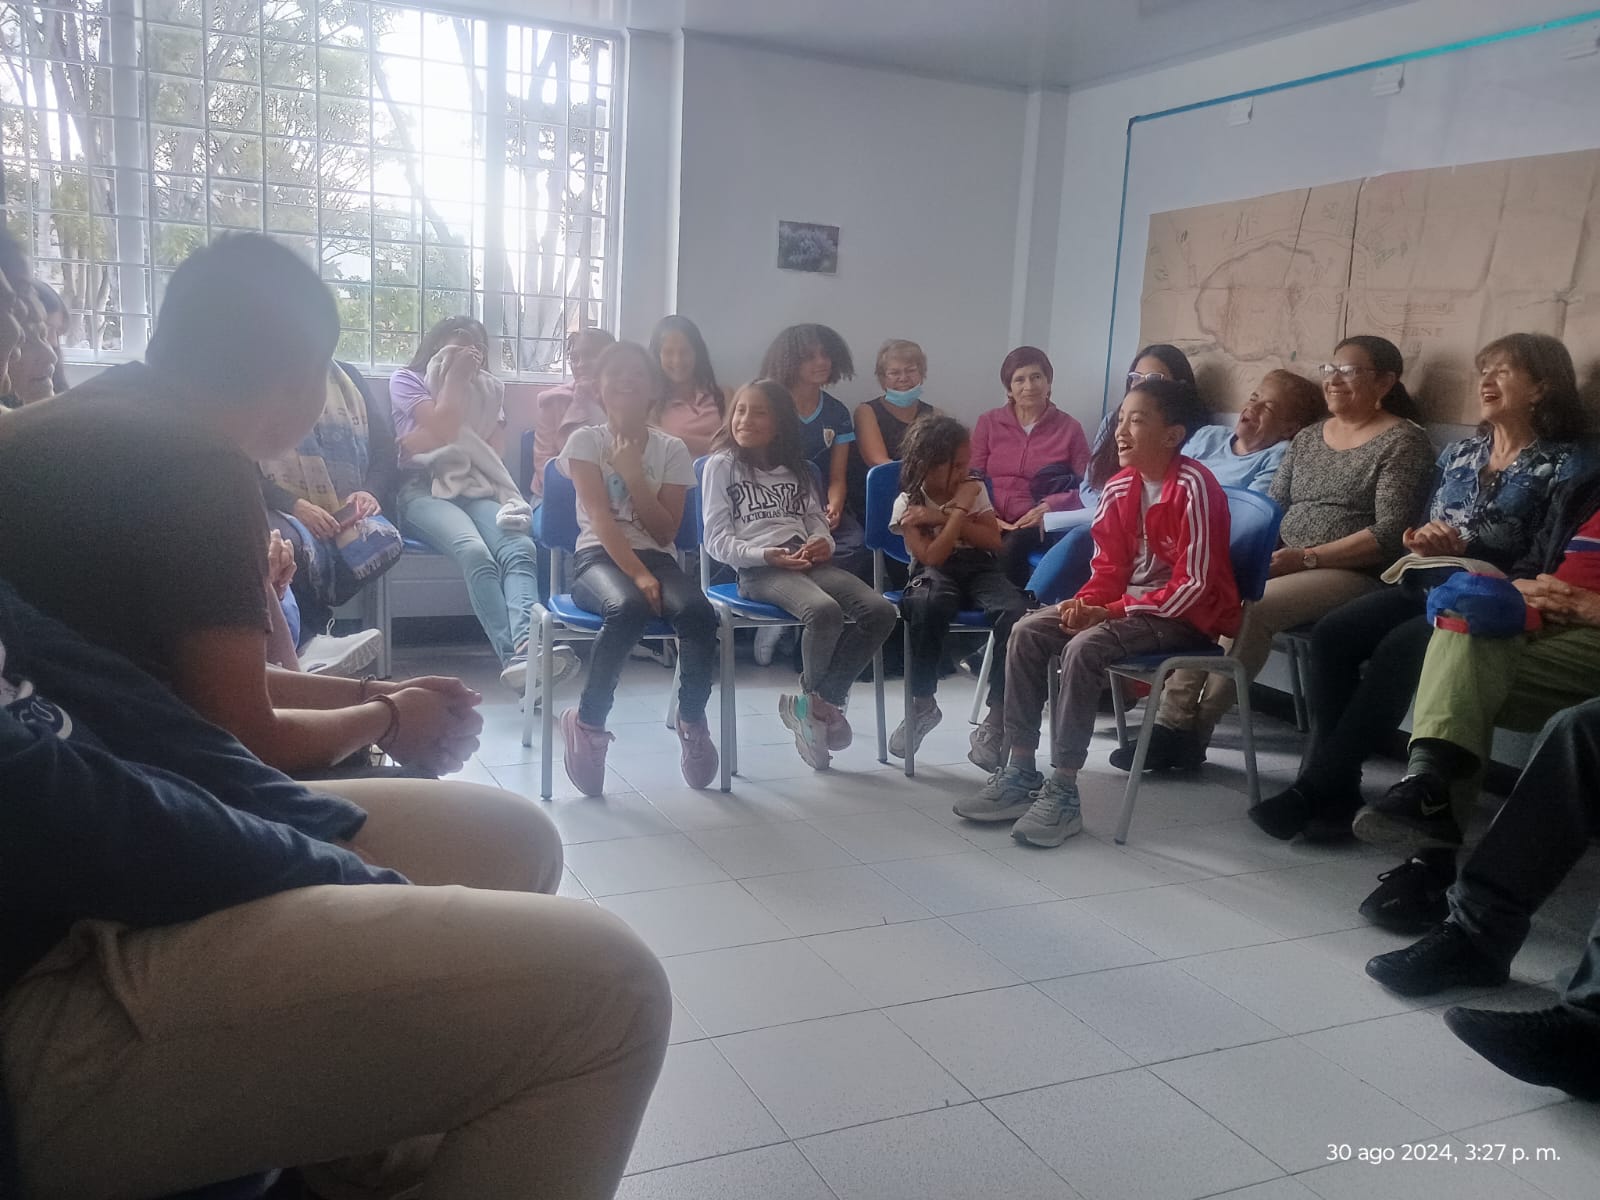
[777,220,840,274]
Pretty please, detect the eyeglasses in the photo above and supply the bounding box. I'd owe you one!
[1318,363,1376,380]
[1126,370,1168,387]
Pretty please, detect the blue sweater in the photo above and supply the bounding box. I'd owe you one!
[0,577,405,1192]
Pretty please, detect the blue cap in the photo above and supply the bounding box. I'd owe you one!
[1426,573,1528,639]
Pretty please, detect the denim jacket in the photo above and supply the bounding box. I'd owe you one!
[1428,435,1584,571]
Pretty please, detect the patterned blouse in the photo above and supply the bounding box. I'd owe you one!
[1427,434,1584,571]
[1270,420,1434,559]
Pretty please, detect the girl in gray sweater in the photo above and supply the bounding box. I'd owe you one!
[702,380,898,769]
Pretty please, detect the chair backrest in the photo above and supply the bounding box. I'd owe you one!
[537,457,699,558]
[1221,486,1284,604]
[863,460,910,565]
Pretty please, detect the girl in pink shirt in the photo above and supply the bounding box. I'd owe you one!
[650,315,728,459]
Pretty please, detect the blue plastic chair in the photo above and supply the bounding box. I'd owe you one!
[863,460,999,777]
[692,456,821,791]
[1067,487,1283,844]
[519,459,699,799]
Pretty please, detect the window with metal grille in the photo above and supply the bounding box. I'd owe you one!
[1,1,615,378]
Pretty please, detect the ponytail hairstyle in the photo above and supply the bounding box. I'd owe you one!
[899,413,972,502]
[1087,342,1203,490]
[1335,334,1423,423]
[713,378,811,486]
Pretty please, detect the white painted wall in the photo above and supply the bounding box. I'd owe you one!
[671,35,1031,421]
[1045,0,1600,428]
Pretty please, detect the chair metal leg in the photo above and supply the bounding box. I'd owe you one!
[1114,666,1171,845]
[521,605,543,748]
[720,619,736,790]
[1234,661,1261,807]
[872,648,888,764]
[665,646,682,729]
[540,612,557,801]
[1047,653,1060,769]
[902,620,915,777]
[1109,669,1130,750]
[368,574,392,679]
[968,633,994,725]
[1286,639,1308,732]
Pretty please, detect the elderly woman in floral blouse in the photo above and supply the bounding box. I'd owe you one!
[1256,333,1590,856]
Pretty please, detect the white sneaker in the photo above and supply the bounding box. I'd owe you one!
[504,645,581,700]
[753,625,785,666]
[299,629,384,678]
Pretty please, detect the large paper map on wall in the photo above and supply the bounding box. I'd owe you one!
[1141,149,1600,423]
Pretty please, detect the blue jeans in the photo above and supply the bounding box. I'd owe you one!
[399,477,538,665]
[1026,525,1094,606]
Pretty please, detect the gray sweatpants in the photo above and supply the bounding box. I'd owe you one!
[738,563,898,705]
[1003,606,1211,771]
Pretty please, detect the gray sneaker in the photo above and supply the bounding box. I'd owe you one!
[954,764,1044,822]
[889,700,942,758]
[967,721,1007,773]
[1012,777,1084,848]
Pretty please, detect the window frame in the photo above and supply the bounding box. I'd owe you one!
[0,0,621,382]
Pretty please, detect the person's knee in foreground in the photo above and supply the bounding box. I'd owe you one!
[888,414,1028,763]
[702,380,896,769]
[1363,699,1600,1101]
[954,378,1238,848]
[0,577,671,1198]
[559,341,719,796]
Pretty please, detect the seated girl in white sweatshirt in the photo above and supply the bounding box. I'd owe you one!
[702,380,898,768]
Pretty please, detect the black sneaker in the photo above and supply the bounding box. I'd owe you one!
[1247,785,1314,840]
[1109,723,1203,773]
[1359,854,1453,934]
[1352,773,1463,849]
[1364,920,1509,997]
[1443,1005,1600,1100]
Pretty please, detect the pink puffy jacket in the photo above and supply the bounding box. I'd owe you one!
[969,402,1091,522]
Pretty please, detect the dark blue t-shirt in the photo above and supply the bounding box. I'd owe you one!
[798,391,856,487]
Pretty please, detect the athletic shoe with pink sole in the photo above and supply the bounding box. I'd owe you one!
[677,717,719,788]
[561,708,613,797]
[779,694,832,770]
[813,696,852,751]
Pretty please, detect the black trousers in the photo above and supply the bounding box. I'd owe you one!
[901,549,1027,707]
[570,547,717,727]
[1301,586,1431,813]
[1448,698,1600,1015]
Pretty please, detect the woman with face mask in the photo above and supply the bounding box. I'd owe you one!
[845,339,937,524]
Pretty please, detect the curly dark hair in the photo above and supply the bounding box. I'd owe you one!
[758,323,855,390]
[898,414,973,502]
[713,379,811,486]
[1475,333,1590,442]
[407,316,489,373]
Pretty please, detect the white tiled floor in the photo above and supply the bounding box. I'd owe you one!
[399,641,1600,1200]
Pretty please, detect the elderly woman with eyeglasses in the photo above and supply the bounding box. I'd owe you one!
[1124,334,1435,775]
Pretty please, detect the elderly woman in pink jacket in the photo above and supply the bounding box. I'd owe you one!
[970,345,1091,588]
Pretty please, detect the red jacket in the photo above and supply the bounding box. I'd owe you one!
[1076,455,1241,639]
[970,402,1090,522]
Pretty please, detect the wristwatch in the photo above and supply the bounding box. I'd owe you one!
[1301,548,1320,570]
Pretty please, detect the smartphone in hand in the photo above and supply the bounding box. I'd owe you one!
[332,501,362,531]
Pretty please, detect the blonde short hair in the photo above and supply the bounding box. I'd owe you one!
[875,338,928,385]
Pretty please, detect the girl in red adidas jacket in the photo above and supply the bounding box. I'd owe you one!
[954,378,1241,847]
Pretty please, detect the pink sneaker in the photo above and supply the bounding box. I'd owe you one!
[812,696,852,752]
[561,708,613,797]
[677,717,720,788]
